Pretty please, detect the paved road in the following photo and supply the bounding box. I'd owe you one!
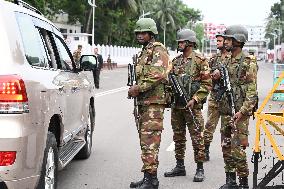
[58,62,284,188]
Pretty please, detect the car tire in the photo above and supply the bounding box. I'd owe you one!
[37,132,58,189]
[75,104,95,159]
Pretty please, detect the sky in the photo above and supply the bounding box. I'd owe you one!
[182,0,280,26]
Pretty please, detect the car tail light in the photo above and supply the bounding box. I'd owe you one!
[0,151,16,166]
[0,75,29,113]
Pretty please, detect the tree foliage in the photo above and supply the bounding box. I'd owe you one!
[266,0,284,48]
[6,0,202,49]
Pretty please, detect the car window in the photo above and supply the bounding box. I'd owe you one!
[53,35,74,70]
[38,28,58,69]
[15,12,49,68]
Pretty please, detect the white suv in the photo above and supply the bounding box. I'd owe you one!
[0,0,97,188]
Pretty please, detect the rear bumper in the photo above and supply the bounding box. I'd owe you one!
[0,114,46,189]
[3,175,39,189]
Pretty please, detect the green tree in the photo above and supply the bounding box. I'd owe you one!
[193,23,205,51]
[7,0,202,47]
[154,0,178,47]
[16,0,63,19]
[140,0,201,49]
[266,0,284,47]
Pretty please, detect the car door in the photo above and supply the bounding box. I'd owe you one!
[51,33,86,137]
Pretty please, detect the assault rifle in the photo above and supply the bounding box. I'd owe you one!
[127,54,139,131]
[216,65,236,116]
[216,65,238,130]
[168,73,198,129]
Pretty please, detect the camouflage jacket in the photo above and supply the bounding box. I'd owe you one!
[172,51,212,109]
[248,55,258,72]
[209,52,231,72]
[73,50,81,65]
[209,52,231,97]
[218,51,258,116]
[136,41,172,105]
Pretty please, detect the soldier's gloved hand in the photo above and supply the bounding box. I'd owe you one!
[233,111,244,124]
[186,99,196,109]
[211,69,221,80]
[128,85,140,97]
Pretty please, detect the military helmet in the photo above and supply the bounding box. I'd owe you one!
[215,31,225,38]
[176,29,197,43]
[134,18,158,35]
[223,25,248,43]
[248,49,256,53]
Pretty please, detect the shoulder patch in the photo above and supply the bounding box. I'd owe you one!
[195,53,206,61]
[153,42,164,48]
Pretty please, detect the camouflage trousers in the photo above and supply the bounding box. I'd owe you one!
[220,114,249,177]
[204,95,220,145]
[171,108,205,162]
[138,104,165,174]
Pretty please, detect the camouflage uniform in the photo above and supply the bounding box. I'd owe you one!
[136,41,171,174]
[107,56,112,70]
[204,53,231,146]
[73,49,81,68]
[171,51,212,163]
[218,51,258,177]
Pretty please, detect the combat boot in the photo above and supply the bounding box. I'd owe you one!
[193,162,205,182]
[238,176,249,189]
[219,172,238,189]
[164,159,186,177]
[204,144,210,161]
[130,172,159,189]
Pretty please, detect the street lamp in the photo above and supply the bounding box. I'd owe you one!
[88,0,97,48]
[274,28,282,45]
[268,33,277,63]
[163,21,170,46]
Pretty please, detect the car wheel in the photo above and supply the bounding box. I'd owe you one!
[37,132,58,189]
[75,104,94,159]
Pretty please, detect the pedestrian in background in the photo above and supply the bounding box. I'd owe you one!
[94,47,103,89]
[107,54,112,70]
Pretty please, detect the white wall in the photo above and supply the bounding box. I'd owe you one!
[94,44,141,65]
[68,42,177,66]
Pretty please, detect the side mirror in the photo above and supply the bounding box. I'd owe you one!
[80,55,98,71]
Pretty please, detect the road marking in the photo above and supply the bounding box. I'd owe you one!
[95,86,129,98]
[166,141,175,152]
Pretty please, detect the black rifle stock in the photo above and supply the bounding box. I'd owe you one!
[168,73,199,128]
[127,54,140,132]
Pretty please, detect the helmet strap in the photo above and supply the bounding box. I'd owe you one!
[177,41,193,52]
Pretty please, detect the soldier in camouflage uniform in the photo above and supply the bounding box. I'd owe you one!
[214,25,258,189]
[73,44,82,68]
[203,31,230,161]
[248,49,257,62]
[248,49,259,74]
[163,29,212,182]
[128,18,171,189]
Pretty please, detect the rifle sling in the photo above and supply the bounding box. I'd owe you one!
[185,54,196,98]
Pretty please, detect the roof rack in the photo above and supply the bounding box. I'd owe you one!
[14,0,43,15]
